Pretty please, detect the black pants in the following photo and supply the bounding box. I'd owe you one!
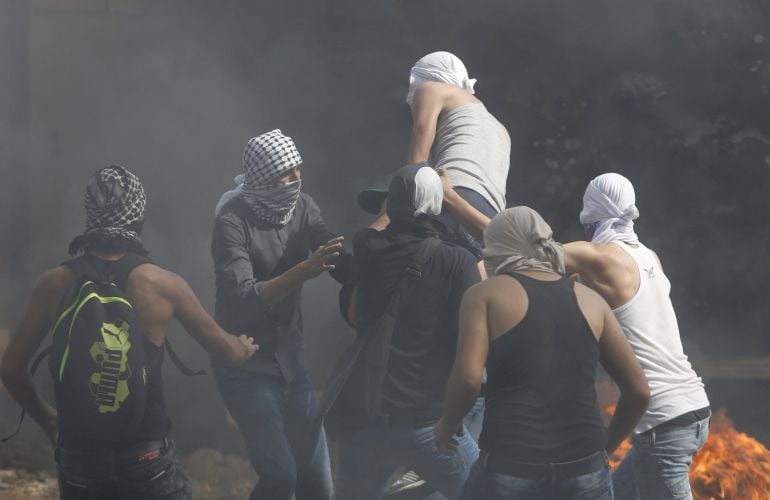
[56,439,192,500]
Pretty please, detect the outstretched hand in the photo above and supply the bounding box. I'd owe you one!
[303,236,344,279]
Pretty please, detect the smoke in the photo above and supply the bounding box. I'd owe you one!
[1,0,769,461]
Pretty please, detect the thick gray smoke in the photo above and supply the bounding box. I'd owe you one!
[1,0,769,463]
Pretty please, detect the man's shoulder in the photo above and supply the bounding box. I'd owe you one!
[127,262,179,291]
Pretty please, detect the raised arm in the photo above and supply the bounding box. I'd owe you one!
[0,268,71,445]
[212,214,341,308]
[408,83,445,164]
[598,305,650,454]
[162,271,258,365]
[563,241,605,276]
[436,284,488,453]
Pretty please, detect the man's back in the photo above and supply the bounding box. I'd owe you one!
[354,227,481,418]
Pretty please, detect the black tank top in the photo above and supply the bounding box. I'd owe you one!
[478,273,607,463]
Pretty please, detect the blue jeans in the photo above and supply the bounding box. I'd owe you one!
[335,421,479,500]
[463,396,485,443]
[460,456,613,500]
[613,416,710,500]
[214,369,332,500]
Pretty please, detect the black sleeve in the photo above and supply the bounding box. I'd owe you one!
[211,214,271,311]
[305,195,356,285]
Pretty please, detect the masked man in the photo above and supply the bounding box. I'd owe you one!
[2,166,257,500]
[565,173,711,500]
[407,51,510,243]
[211,129,354,500]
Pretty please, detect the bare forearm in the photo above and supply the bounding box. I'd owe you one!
[606,391,649,454]
[443,190,490,241]
[258,262,310,306]
[1,370,56,437]
[442,372,481,429]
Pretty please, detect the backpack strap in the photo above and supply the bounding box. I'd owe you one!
[164,339,206,376]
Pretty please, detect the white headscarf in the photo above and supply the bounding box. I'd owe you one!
[406,51,477,106]
[579,173,639,244]
[413,166,443,216]
[483,206,565,276]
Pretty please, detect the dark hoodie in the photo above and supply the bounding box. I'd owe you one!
[351,164,482,421]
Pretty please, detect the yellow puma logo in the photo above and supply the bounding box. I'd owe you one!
[89,320,131,413]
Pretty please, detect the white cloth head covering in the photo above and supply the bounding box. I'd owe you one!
[406,51,477,105]
[386,162,443,220]
[483,206,565,276]
[413,165,443,216]
[579,173,639,244]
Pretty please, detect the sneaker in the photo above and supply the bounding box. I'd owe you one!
[384,470,426,496]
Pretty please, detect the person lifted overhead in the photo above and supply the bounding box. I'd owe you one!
[565,173,711,500]
[406,51,511,241]
[436,207,650,500]
[1,165,258,500]
[211,129,355,500]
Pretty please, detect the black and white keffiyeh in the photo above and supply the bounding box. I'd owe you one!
[69,165,146,254]
[238,129,303,226]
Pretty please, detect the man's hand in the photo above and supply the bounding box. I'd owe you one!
[302,237,344,279]
[438,168,456,200]
[434,417,462,455]
[237,335,259,361]
[42,411,58,447]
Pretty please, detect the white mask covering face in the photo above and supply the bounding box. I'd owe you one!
[579,173,640,244]
[406,51,477,105]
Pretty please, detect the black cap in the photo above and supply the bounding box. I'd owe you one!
[357,188,388,215]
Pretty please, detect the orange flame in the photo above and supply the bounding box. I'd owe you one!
[604,406,770,499]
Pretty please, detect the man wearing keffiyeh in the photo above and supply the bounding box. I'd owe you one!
[68,164,148,256]
[1,166,258,500]
[211,129,354,500]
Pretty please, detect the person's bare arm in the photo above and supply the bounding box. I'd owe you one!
[439,169,490,241]
[598,305,650,454]
[258,236,344,305]
[0,268,71,446]
[563,241,605,276]
[407,84,445,164]
[436,284,489,453]
[162,272,258,365]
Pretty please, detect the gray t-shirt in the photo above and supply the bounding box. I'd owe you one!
[431,102,510,213]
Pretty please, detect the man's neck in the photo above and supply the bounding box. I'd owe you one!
[88,250,128,261]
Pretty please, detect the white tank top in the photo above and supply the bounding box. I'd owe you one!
[612,241,709,433]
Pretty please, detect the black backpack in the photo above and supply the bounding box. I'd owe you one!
[319,237,441,438]
[48,253,153,444]
[2,253,203,444]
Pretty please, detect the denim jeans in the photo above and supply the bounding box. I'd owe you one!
[613,416,710,500]
[57,441,192,500]
[460,456,613,500]
[215,368,333,500]
[463,396,485,443]
[335,421,479,500]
